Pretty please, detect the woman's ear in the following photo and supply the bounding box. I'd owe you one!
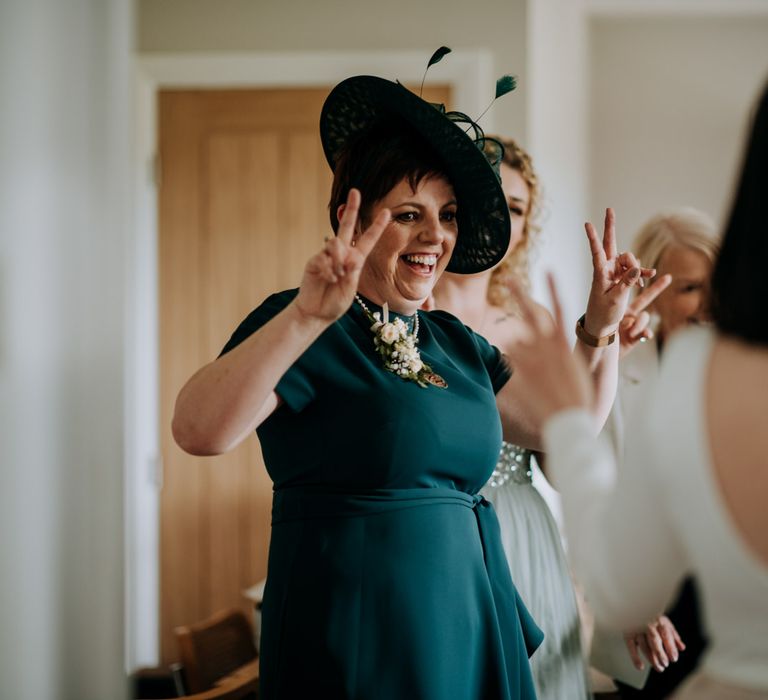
[337,203,364,243]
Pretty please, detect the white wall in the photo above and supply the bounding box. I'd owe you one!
[0,0,132,697]
[527,0,591,325]
[590,14,768,249]
[137,0,529,144]
[527,1,768,316]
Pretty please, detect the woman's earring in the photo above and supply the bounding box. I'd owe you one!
[351,239,357,247]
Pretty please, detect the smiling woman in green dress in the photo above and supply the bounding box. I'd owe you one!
[171,63,648,699]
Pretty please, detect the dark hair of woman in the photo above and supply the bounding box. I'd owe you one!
[328,116,450,232]
[711,81,768,345]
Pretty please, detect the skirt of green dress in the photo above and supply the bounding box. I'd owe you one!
[259,487,543,699]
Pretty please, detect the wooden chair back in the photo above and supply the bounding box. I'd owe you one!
[142,665,257,699]
[175,608,258,694]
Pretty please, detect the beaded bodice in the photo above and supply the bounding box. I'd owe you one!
[486,441,533,487]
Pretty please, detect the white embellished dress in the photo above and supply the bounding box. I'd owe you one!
[481,442,590,700]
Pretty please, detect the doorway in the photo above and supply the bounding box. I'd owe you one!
[156,84,450,663]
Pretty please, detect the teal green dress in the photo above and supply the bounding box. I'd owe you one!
[221,289,543,699]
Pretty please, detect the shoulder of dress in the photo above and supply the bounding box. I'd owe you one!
[269,287,299,303]
[232,288,299,328]
[423,308,460,322]
[421,308,467,332]
[253,287,298,311]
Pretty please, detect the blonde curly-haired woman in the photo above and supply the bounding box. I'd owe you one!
[432,137,590,700]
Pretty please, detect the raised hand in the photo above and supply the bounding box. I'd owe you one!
[618,273,673,358]
[584,209,656,336]
[294,189,390,323]
[505,275,594,427]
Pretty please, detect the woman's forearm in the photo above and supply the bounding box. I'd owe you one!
[574,310,620,429]
[172,301,329,456]
[575,337,619,429]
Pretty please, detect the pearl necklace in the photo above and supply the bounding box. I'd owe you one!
[354,294,419,337]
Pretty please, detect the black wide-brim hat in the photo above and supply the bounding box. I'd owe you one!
[320,76,510,274]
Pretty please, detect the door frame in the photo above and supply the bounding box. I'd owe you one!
[128,48,492,670]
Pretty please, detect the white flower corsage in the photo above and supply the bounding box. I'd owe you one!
[355,295,445,388]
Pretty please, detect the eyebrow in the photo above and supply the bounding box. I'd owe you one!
[395,199,458,208]
[507,196,528,205]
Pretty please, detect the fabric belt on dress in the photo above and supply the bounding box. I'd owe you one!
[271,486,544,658]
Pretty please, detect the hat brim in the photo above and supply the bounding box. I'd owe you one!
[320,76,510,274]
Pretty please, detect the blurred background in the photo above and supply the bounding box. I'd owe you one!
[1,0,766,697]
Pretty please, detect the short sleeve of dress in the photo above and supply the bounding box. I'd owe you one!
[469,329,512,394]
[218,289,315,413]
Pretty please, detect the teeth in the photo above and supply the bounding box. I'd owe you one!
[404,254,437,266]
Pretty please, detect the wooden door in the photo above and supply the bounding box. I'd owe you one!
[158,85,451,664]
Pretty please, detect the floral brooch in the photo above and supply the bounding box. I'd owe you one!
[355,295,447,389]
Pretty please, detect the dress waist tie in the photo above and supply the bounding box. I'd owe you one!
[272,486,544,660]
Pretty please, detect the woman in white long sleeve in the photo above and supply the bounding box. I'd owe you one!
[506,80,768,700]
[606,209,720,697]
[607,209,720,461]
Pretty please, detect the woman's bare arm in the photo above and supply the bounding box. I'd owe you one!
[172,189,390,456]
[172,303,328,456]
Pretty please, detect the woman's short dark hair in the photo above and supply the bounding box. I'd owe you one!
[711,81,768,345]
[328,116,452,232]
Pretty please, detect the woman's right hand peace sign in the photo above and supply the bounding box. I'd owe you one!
[618,273,672,358]
[293,189,390,323]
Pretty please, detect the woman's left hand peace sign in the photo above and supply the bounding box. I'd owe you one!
[583,208,656,336]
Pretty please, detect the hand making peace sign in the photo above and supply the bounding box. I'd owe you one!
[583,209,657,336]
[294,189,391,323]
[618,273,673,358]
